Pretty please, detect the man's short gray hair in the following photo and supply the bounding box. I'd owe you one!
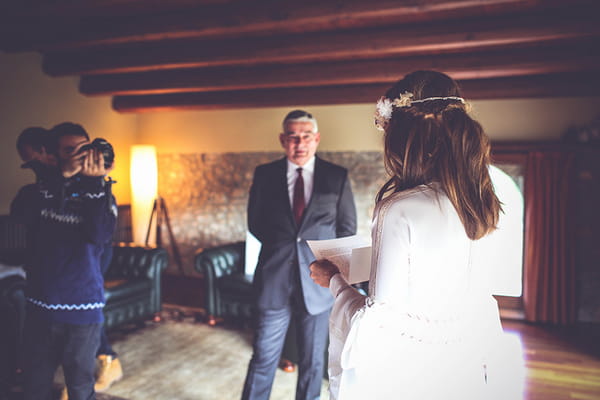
[282,109,318,133]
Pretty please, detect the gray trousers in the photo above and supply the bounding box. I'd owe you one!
[242,295,329,400]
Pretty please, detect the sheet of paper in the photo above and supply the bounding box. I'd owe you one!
[307,235,372,284]
[349,246,372,284]
[244,230,262,276]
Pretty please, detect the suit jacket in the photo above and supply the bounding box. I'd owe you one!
[248,156,357,315]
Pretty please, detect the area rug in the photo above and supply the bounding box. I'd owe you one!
[52,308,328,400]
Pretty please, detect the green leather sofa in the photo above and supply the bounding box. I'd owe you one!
[102,243,169,330]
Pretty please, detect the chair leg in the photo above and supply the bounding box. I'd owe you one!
[207,315,220,326]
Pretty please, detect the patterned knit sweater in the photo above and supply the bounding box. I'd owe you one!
[10,172,117,324]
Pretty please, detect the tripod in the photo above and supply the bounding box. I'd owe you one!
[145,197,185,275]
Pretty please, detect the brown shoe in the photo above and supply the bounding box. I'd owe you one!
[59,386,68,400]
[94,355,123,392]
[279,359,296,373]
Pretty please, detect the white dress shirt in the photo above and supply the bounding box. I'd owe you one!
[286,157,315,210]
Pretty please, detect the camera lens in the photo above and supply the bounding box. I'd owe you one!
[77,138,114,169]
[91,138,115,169]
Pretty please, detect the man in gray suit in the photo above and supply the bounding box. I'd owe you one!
[242,110,357,400]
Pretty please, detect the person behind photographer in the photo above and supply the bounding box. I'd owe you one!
[12,127,58,267]
[16,126,57,172]
[11,122,117,400]
[0,127,53,400]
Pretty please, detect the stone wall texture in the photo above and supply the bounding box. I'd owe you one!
[157,151,386,275]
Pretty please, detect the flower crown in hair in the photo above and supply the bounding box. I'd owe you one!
[374,91,466,131]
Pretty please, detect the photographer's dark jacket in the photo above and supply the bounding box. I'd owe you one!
[11,171,116,325]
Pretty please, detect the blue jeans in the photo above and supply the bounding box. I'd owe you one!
[96,327,117,358]
[23,308,101,400]
[97,243,117,358]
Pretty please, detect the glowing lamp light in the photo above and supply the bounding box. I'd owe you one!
[130,145,158,245]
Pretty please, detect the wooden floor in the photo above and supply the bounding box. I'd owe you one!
[502,319,600,400]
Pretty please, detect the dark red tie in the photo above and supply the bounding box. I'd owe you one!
[293,167,305,224]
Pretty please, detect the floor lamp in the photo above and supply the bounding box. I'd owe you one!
[130,145,184,275]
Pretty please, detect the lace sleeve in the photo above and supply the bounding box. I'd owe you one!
[369,198,411,305]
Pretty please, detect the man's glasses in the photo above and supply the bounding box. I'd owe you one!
[284,133,316,144]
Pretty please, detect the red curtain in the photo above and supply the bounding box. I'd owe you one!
[523,151,576,324]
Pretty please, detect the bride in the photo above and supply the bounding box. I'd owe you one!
[310,70,524,400]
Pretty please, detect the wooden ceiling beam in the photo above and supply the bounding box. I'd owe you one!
[1,0,577,52]
[112,83,390,113]
[42,13,600,77]
[111,72,600,113]
[79,46,600,96]
[1,0,230,18]
[458,73,600,99]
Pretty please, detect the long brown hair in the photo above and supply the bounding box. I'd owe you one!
[376,70,500,240]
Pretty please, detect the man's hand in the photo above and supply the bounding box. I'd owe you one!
[62,143,113,178]
[309,259,340,288]
[81,149,110,177]
[61,142,88,178]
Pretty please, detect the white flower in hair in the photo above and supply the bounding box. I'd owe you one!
[376,97,393,119]
[374,96,394,131]
[374,92,413,131]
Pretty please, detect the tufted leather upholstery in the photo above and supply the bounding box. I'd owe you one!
[0,275,26,393]
[194,242,254,323]
[102,244,169,330]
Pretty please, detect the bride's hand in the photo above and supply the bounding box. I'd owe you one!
[309,259,340,288]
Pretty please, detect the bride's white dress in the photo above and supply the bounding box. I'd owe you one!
[328,184,524,400]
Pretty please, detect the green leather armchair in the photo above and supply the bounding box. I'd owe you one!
[194,241,253,326]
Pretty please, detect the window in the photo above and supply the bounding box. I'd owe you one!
[472,159,526,318]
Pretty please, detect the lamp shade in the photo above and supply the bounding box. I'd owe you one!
[130,145,158,245]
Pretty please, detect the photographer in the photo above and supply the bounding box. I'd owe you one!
[11,122,117,400]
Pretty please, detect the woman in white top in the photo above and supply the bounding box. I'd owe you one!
[310,70,523,400]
